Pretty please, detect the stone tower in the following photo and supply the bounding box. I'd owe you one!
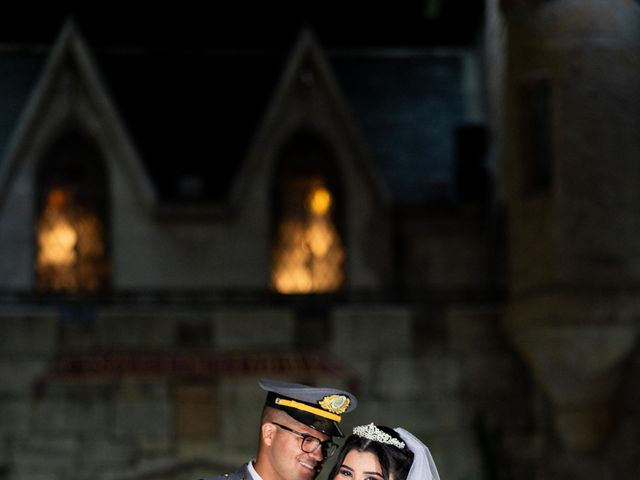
[500,0,640,476]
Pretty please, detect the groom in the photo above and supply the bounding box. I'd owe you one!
[204,378,357,480]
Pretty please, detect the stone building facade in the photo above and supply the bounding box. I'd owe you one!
[1,2,640,480]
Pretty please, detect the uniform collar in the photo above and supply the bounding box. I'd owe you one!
[247,460,263,480]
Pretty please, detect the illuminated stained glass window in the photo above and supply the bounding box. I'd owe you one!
[35,133,110,294]
[271,177,345,294]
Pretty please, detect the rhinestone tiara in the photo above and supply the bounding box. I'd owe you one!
[352,423,405,449]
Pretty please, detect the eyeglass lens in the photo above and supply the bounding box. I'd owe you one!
[273,422,337,457]
[301,436,337,456]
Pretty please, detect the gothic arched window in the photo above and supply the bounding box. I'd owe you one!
[35,132,110,293]
[271,131,345,294]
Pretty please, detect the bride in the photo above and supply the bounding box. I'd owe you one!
[328,423,440,480]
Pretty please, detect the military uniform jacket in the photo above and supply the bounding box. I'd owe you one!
[203,462,250,480]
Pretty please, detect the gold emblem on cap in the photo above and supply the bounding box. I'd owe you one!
[319,394,350,414]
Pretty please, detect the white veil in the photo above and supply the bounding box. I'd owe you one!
[394,428,440,480]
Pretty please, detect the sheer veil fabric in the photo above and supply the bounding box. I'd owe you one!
[394,428,440,480]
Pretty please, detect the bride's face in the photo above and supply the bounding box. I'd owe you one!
[334,450,385,480]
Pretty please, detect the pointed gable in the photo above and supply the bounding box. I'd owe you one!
[0,18,156,211]
[230,29,394,290]
[231,28,391,209]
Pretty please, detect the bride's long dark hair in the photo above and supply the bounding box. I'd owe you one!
[328,426,414,480]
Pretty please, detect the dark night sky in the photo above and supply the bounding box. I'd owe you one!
[0,1,484,50]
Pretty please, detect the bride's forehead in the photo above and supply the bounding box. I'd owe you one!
[342,450,382,470]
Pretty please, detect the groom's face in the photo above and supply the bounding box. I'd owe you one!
[265,418,330,480]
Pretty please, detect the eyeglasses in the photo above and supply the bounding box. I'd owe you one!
[272,422,338,457]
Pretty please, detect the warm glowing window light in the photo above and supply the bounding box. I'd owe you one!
[36,188,108,293]
[271,178,345,294]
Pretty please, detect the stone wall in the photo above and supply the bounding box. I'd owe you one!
[0,301,523,480]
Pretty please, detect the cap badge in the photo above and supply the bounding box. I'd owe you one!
[319,394,350,414]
